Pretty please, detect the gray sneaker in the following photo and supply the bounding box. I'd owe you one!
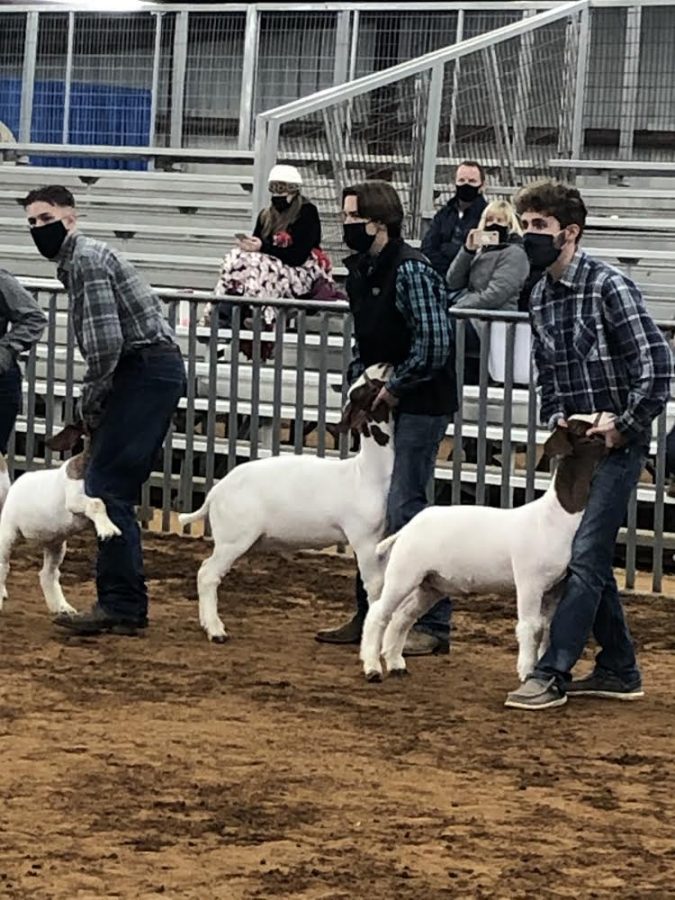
[504,676,568,711]
[566,670,644,701]
[402,630,450,657]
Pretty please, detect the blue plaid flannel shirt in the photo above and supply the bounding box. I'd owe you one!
[530,249,673,441]
[347,259,451,394]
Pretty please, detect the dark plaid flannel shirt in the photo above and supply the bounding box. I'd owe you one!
[530,249,673,441]
[57,232,176,430]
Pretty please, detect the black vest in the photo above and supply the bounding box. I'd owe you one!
[346,240,457,417]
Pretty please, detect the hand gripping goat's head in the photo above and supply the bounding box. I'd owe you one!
[338,363,394,444]
[543,417,609,513]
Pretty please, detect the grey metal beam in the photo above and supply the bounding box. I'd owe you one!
[19,11,39,143]
[571,4,591,159]
[512,11,535,162]
[62,11,75,144]
[619,5,642,160]
[447,9,464,158]
[420,64,444,217]
[238,6,259,150]
[148,11,163,152]
[333,10,350,85]
[170,10,189,149]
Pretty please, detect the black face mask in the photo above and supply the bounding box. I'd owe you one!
[343,222,376,254]
[455,183,480,203]
[523,232,565,269]
[30,219,68,260]
[271,195,291,212]
[485,223,509,244]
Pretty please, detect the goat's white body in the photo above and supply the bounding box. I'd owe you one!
[361,485,582,682]
[0,458,120,615]
[181,426,394,641]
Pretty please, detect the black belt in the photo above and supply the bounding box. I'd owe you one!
[124,342,181,360]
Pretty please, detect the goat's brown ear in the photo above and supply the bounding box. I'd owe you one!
[543,426,573,459]
[46,423,85,453]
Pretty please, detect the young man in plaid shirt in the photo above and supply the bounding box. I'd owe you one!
[24,186,186,636]
[316,181,457,656]
[505,181,672,711]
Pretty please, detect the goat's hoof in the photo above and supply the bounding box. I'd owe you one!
[210,633,229,644]
[389,668,409,678]
[365,669,383,683]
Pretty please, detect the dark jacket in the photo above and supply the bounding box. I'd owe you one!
[253,201,321,267]
[421,194,488,276]
[0,269,47,375]
[345,240,457,417]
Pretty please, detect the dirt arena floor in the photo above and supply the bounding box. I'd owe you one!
[0,531,673,900]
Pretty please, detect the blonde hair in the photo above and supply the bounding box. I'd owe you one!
[478,199,522,236]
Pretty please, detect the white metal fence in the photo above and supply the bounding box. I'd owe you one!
[11,280,675,593]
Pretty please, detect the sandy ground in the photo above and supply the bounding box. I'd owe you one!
[0,531,673,900]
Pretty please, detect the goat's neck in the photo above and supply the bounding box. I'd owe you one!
[545,454,598,516]
[354,425,395,481]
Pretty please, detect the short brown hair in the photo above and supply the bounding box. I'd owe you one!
[514,180,587,236]
[456,160,485,183]
[342,180,404,239]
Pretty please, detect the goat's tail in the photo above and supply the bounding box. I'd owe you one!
[376,532,400,558]
[178,497,211,528]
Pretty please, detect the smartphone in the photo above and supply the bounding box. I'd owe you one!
[478,230,500,246]
[235,232,249,240]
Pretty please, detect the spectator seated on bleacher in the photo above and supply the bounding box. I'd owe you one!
[203,164,342,360]
[446,199,529,384]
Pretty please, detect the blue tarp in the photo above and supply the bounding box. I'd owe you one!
[0,77,151,170]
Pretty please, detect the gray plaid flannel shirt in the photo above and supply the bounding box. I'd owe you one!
[57,232,176,429]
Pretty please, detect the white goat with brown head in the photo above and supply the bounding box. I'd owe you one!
[360,417,608,683]
[0,425,120,616]
[179,363,395,642]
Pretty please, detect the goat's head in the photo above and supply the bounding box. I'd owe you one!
[338,363,394,445]
[46,423,86,455]
[543,415,610,513]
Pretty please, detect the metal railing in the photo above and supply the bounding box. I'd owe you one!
[11,280,675,594]
[252,0,675,240]
[1,2,674,162]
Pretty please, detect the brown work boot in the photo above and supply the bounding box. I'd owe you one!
[402,630,450,657]
[315,614,363,645]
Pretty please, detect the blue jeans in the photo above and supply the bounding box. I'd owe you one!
[534,442,645,687]
[355,411,452,639]
[0,362,22,455]
[85,345,186,622]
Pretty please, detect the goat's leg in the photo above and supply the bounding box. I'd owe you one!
[537,587,562,661]
[0,524,17,610]
[64,481,121,541]
[39,541,76,615]
[197,535,256,643]
[514,582,546,682]
[351,535,385,607]
[360,567,423,682]
[381,585,443,676]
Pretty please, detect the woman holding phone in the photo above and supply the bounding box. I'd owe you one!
[204,164,338,359]
[445,199,529,382]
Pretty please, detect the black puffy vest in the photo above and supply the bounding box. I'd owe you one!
[345,239,457,417]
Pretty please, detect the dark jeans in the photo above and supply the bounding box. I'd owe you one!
[355,411,453,639]
[534,442,645,687]
[0,362,22,455]
[84,344,186,622]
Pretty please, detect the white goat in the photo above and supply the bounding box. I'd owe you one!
[0,430,120,616]
[360,416,608,683]
[179,363,395,642]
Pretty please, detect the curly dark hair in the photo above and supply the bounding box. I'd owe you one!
[514,180,587,238]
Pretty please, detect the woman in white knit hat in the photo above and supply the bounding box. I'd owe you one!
[207,163,339,359]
